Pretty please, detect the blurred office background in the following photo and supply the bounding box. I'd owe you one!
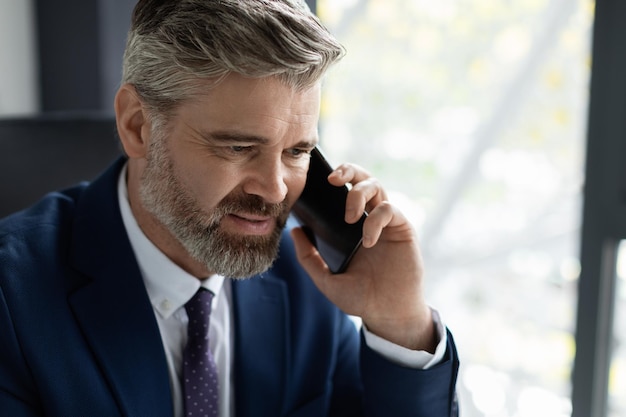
[318,1,592,416]
[1,0,625,416]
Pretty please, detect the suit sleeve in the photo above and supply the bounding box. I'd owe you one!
[360,329,460,417]
[327,315,365,417]
[0,285,43,416]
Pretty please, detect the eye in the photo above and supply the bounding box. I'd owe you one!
[228,145,253,153]
[286,147,313,158]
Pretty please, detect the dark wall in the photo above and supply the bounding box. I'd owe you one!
[35,0,135,113]
[34,0,318,114]
[0,114,121,217]
[34,0,319,114]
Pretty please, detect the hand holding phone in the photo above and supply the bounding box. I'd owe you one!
[291,149,437,352]
[292,147,367,274]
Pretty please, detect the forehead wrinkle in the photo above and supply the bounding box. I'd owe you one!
[258,101,319,126]
[246,107,318,141]
[174,76,320,147]
[260,112,316,129]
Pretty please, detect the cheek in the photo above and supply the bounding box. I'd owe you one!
[284,165,309,207]
[170,153,235,210]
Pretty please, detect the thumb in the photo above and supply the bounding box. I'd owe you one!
[290,227,330,277]
[291,226,362,318]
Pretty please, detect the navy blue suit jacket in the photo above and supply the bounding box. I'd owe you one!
[0,158,459,416]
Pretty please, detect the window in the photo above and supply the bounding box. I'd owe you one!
[317,0,594,415]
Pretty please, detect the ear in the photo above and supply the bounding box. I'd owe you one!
[115,83,151,159]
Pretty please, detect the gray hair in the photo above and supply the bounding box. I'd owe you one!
[122,0,345,115]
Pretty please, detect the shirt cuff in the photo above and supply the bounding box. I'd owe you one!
[362,308,447,370]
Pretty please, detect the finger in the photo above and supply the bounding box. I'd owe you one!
[328,164,388,223]
[362,201,415,247]
[328,163,371,187]
[290,227,330,275]
[361,201,395,247]
[348,177,387,218]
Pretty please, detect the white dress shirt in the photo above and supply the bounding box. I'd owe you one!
[117,165,447,417]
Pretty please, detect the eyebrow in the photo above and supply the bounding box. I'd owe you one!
[204,131,318,149]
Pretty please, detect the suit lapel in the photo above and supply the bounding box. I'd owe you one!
[68,159,173,417]
[232,273,290,417]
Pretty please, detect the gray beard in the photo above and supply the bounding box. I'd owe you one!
[138,137,289,279]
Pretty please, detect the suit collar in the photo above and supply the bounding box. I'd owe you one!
[232,271,290,417]
[67,157,173,417]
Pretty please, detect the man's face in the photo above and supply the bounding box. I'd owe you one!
[139,75,320,278]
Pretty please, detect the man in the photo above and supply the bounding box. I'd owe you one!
[0,0,459,416]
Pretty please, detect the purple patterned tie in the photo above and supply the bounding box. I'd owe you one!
[183,288,219,417]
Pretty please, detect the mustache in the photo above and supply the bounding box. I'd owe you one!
[212,193,288,220]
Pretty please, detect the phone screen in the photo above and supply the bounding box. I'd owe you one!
[292,147,366,273]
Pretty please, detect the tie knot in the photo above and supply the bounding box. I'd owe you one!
[186,288,214,314]
[185,288,214,339]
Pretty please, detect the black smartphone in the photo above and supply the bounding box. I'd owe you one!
[292,147,367,274]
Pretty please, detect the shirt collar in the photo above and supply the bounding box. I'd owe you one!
[117,163,226,319]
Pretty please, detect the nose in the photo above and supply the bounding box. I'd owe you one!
[242,155,289,204]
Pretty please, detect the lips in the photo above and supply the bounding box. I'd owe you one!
[224,212,276,235]
[233,213,272,222]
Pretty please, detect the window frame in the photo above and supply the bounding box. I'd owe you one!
[572,1,626,416]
